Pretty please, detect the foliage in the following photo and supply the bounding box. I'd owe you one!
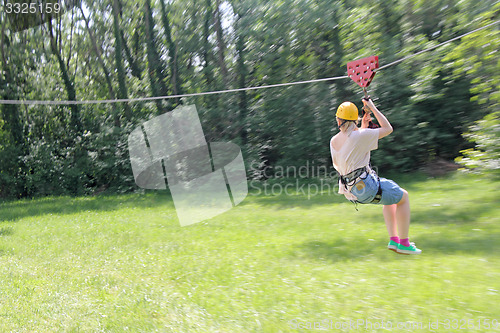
[0,0,498,197]
[456,111,500,174]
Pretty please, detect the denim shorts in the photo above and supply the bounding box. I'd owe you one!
[350,173,404,205]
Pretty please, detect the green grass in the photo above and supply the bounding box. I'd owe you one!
[0,172,499,332]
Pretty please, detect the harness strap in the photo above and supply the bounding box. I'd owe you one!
[339,166,368,188]
[371,175,383,204]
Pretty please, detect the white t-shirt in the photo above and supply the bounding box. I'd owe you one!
[330,129,379,199]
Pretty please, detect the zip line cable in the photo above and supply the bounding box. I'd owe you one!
[376,19,500,71]
[0,19,498,106]
[0,76,350,106]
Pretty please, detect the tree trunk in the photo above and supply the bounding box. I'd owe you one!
[48,19,82,134]
[235,13,248,146]
[330,9,348,103]
[79,5,121,127]
[145,0,169,114]
[202,0,217,107]
[160,0,182,105]
[112,0,133,120]
[0,21,24,148]
[121,29,143,80]
[214,0,229,87]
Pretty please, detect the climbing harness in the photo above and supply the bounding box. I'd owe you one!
[339,165,382,206]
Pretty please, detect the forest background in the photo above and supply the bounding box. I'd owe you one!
[0,0,498,198]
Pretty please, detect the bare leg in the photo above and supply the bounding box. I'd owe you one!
[383,204,398,237]
[396,189,410,239]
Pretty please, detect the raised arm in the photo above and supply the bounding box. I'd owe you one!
[362,98,393,139]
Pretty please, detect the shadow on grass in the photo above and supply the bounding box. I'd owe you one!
[414,233,500,256]
[0,226,14,236]
[289,239,376,263]
[411,196,498,225]
[0,191,175,223]
[241,192,346,209]
[240,177,344,209]
[292,232,500,263]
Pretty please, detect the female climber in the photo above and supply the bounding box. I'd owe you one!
[330,98,421,255]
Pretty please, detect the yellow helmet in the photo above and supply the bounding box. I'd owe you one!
[336,102,358,121]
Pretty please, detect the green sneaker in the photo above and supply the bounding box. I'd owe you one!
[396,242,422,255]
[387,240,399,252]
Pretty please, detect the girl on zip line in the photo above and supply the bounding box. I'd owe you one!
[330,98,422,255]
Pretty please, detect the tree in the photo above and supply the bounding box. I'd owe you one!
[457,111,500,174]
[160,0,182,104]
[112,0,133,120]
[78,3,121,127]
[145,0,169,114]
[0,18,26,197]
[47,15,82,134]
[214,0,229,87]
[0,0,497,198]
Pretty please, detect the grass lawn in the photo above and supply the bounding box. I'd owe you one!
[0,172,499,332]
